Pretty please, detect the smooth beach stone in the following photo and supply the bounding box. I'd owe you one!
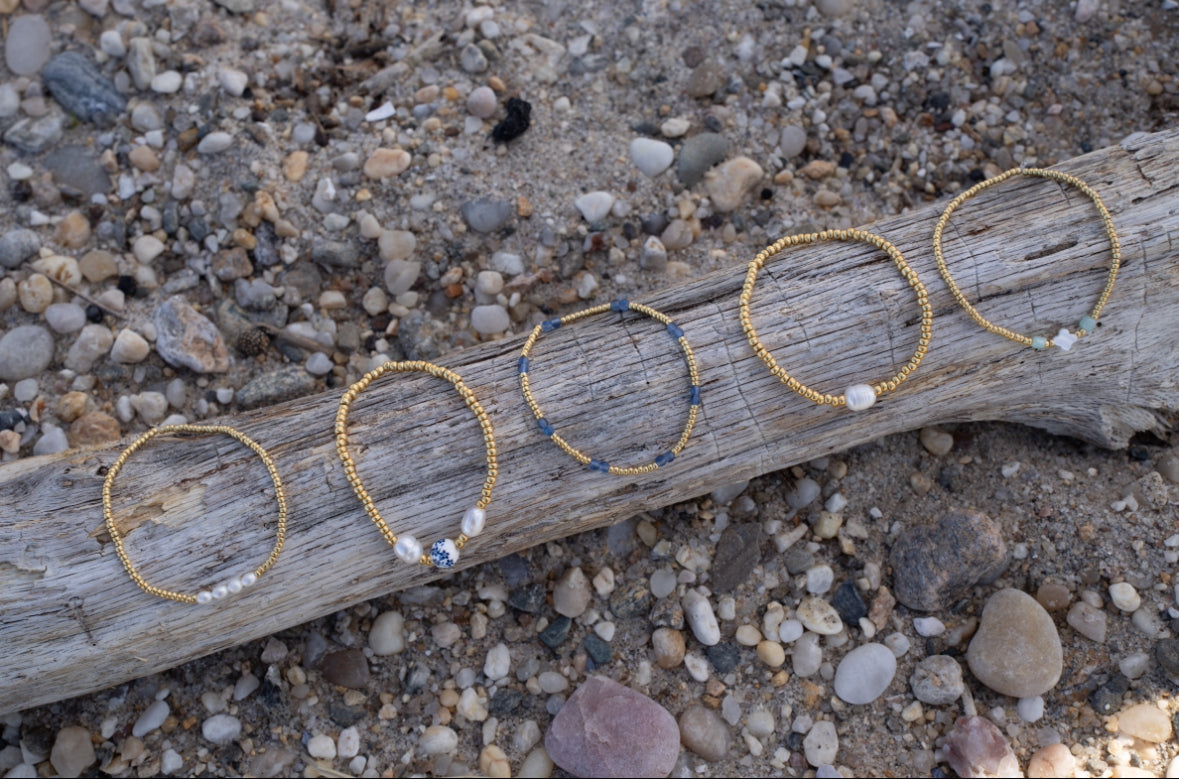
[545,676,679,778]
[833,643,897,704]
[1118,703,1173,743]
[967,588,1062,698]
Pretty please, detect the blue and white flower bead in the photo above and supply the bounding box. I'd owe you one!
[844,383,877,412]
[196,571,259,604]
[430,538,460,569]
[400,507,487,569]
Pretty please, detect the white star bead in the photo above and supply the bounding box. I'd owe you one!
[1054,328,1078,351]
[844,383,877,411]
[461,507,486,538]
[394,534,423,565]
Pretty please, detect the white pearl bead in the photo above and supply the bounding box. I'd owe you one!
[241,572,258,587]
[461,507,486,538]
[395,534,423,565]
[211,584,229,599]
[226,577,243,594]
[196,590,213,605]
[844,383,877,411]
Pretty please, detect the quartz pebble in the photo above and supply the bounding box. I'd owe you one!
[574,191,615,222]
[803,720,838,767]
[652,627,685,668]
[484,642,510,681]
[683,589,721,645]
[796,596,843,635]
[1109,582,1141,612]
[545,676,679,778]
[909,655,964,705]
[197,132,234,154]
[337,727,360,760]
[0,229,41,269]
[462,198,514,233]
[1027,743,1076,778]
[943,716,1020,779]
[49,726,95,778]
[1118,703,1173,742]
[111,329,150,363]
[420,725,458,755]
[553,567,591,617]
[629,138,675,177]
[471,305,510,336]
[364,148,411,179]
[369,611,405,655]
[201,714,241,745]
[678,704,729,761]
[779,125,807,158]
[467,86,497,118]
[705,156,763,212]
[1066,601,1107,642]
[792,632,822,676]
[307,734,335,759]
[833,643,896,704]
[919,426,954,455]
[967,588,1062,698]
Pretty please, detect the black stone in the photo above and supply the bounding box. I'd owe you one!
[404,663,431,694]
[889,511,1009,612]
[328,703,366,727]
[1156,638,1179,681]
[42,52,127,124]
[705,643,740,674]
[85,303,103,323]
[0,409,28,431]
[491,97,532,143]
[583,634,612,666]
[187,217,210,242]
[539,616,572,649]
[831,580,867,624]
[489,688,524,717]
[1089,673,1129,714]
[506,584,545,614]
[640,212,669,236]
[116,275,138,297]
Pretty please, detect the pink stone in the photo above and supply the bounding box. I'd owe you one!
[545,676,680,778]
[943,716,1020,779]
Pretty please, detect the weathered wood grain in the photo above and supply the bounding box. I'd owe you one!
[2,128,1177,713]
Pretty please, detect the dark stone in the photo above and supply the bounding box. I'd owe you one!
[640,212,669,236]
[583,634,612,666]
[507,584,545,614]
[539,616,572,649]
[1089,673,1129,714]
[0,409,28,431]
[498,554,530,588]
[404,663,431,694]
[784,547,814,575]
[117,275,138,297]
[677,132,729,186]
[328,703,366,727]
[0,229,41,269]
[187,217,210,241]
[491,96,531,143]
[608,579,652,619]
[311,240,359,268]
[831,580,867,624]
[252,221,281,267]
[489,687,524,717]
[648,597,684,630]
[44,146,111,196]
[889,511,1009,612]
[235,366,317,409]
[1156,638,1179,682]
[709,523,763,592]
[42,52,127,124]
[319,649,369,688]
[85,304,103,323]
[705,643,740,674]
[279,262,323,301]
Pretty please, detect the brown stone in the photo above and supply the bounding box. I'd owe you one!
[889,511,1008,611]
[800,159,837,179]
[69,411,121,447]
[128,145,160,172]
[55,210,91,249]
[966,588,1062,698]
[56,391,89,422]
[78,250,118,283]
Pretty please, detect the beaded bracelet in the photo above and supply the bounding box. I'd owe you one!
[518,299,701,475]
[335,361,497,569]
[102,424,287,604]
[739,229,933,411]
[932,167,1121,351]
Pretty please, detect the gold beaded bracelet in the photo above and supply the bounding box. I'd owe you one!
[932,167,1121,351]
[335,361,497,569]
[518,298,701,475]
[739,229,933,411]
[102,424,287,604]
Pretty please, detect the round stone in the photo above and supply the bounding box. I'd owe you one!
[796,596,843,635]
[833,643,897,704]
[0,325,54,380]
[705,156,764,213]
[369,611,405,655]
[574,191,615,222]
[910,655,965,705]
[5,15,52,76]
[629,137,674,177]
[430,538,459,569]
[967,588,1063,698]
[466,86,497,118]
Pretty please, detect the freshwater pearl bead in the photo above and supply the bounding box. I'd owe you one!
[211,584,229,599]
[241,572,258,587]
[430,538,459,569]
[196,590,213,605]
[394,534,422,565]
[844,383,877,411]
[226,577,243,594]
[461,507,486,538]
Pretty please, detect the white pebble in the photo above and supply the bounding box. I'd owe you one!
[629,138,674,177]
[307,734,336,759]
[161,749,183,774]
[420,725,459,755]
[197,132,233,154]
[913,616,946,637]
[467,86,497,118]
[650,568,677,598]
[574,191,615,222]
[833,643,897,704]
[305,352,333,376]
[133,235,165,263]
[369,611,405,655]
[150,71,182,93]
[201,714,241,745]
[471,305,510,336]
[683,589,721,646]
[1119,652,1151,679]
[44,303,86,334]
[1109,582,1141,612]
[337,726,360,759]
[806,565,834,594]
[484,642,511,681]
[132,700,169,738]
[219,68,249,97]
[883,632,911,657]
[778,619,804,643]
[803,720,838,767]
[792,632,822,677]
[1017,696,1044,722]
[34,425,69,456]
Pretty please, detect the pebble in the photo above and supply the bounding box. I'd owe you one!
[786,477,821,509]
[889,511,1008,611]
[460,43,488,73]
[66,325,113,373]
[305,353,332,376]
[792,632,822,676]
[0,229,41,269]
[913,616,945,637]
[553,567,591,617]
[677,132,729,186]
[150,71,183,93]
[337,726,360,759]
[943,716,1020,779]
[1018,695,1045,722]
[1109,582,1141,612]
[35,427,69,456]
[629,138,675,177]
[1036,581,1071,611]
[49,726,95,778]
[574,191,615,222]
[197,132,234,154]
[797,596,843,635]
[1066,601,1107,642]
[779,125,807,158]
[484,643,510,681]
[1131,606,1167,638]
[363,148,411,179]
[545,676,679,778]
[778,619,803,643]
[1027,743,1076,778]
[111,329,150,363]
[919,426,954,455]
[803,720,838,767]
[686,60,726,98]
[650,568,677,599]
[910,655,965,705]
[5,15,52,76]
[379,230,417,262]
[201,714,241,745]
[154,296,229,373]
[652,627,685,668]
[757,640,786,668]
[18,274,52,313]
[683,589,721,645]
[219,68,249,97]
[467,86,497,118]
[805,565,834,595]
[420,725,458,755]
[833,643,897,704]
[1120,652,1151,679]
[43,52,127,123]
[1118,703,1173,742]
[307,734,335,759]
[160,749,183,774]
[0,326,54,381]
[678,704,729,761]
[369,611,405,655]
[967,588,1062,698]
[705,156,763,212]
[462,198,514,233]
[471,305,510,336]
[126,37,157,89]
[538,671,568,694]
[319,649,370,688]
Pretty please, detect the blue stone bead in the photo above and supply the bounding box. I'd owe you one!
[610,298,629,312]
[666,322,684,339]
[1031,336,1048,350]
[517,356,530,374]
[537,418,555,436]
[541,319,561,333]
[689,385,702,406]
[655,451,675,467]
[589,459,610,473]
[1079,315,1097,333]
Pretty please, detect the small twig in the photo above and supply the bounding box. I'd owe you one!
[22,263,125,320]
[256,323,331,353]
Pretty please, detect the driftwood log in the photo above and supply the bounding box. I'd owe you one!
[2,128,1178,714]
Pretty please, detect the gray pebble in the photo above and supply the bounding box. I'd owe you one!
[0,326,54,381]
[640,236,668,271]
[384,260,420,296]
[677,132,729,186]
[890,511,1009,611]
[460,43,488,73]
[910,655,965,705]
[786,477,821,509]
[213,0,256,13]
[311,240,359,268]
[154,296,228,374]
[490,251,524,275]
[130,102,163,133]
[235,366,317,409]
[132,700,169,738]
[65,324,113,373]
[5,15,52,76]
[126,38,157,90]
[0,230,41,269]
[471,305,510,335]
[197,132,234,154]
[462,198,514,233]
[3,111,64,153]
[44,146,111,197]
[33,426,69,456]
[43,52,127,124]
[779,125,807,158]
[467,86,497,118]
[678,704,729,761]
[686,60,726,98]
[305,352,333,376]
